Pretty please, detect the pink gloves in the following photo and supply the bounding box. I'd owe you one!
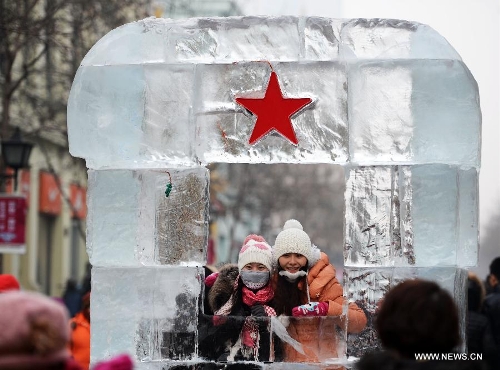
[205,272,219,287]
[93,354,134,370]
[292,302,328,317]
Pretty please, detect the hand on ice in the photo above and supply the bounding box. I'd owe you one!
[292,302,328,317]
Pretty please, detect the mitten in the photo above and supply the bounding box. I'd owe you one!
[251,304,266,317]
[292,301,328,317]
[205,272,219,287]
[93,354,134,370]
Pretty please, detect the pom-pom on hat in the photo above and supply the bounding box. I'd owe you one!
[273,219,319,268]
[0,291,71,368]
[0,274,20,293]
[238,234,273,272]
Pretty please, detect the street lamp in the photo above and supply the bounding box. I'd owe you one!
[1,128,33,192]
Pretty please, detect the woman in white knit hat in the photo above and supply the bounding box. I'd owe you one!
[199,234,281,363]
[272,219,367,363]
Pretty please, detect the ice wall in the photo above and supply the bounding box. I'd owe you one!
[67,16,480,368]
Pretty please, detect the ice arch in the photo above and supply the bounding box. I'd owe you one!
[67,16,481,367]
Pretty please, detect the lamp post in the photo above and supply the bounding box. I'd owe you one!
[1,128,33,192]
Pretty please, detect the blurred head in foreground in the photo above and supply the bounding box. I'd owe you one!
[375,279,460,358]
[0,291,76,369]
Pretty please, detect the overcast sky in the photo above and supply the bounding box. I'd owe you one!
[237,0,500,277]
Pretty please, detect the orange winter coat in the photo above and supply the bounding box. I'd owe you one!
[69,312,91,370]
[277,252,367,363]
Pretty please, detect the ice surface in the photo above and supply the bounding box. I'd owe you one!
[344,166,394,266]
[91,266,201,361]
[344,165,478,267]
[87,170,141,266]
[79,17,461,67]
[142,64,197,165]
[339,18,461,60]
[67,16,479,170]
[195,62,348,164]
[87,168,209,267]
[81,18,167,66]
[349,59,480,166]
[303,18,343,60]
[344,267,467,357]
[68,64,199,169]
[155,170,209,265]
[456,168,479,266]
[401,165,479,267]
[67,65,146,169]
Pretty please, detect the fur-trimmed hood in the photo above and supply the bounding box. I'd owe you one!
[207,264,239,313]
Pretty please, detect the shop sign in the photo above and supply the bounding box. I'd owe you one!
[0,195,27,254]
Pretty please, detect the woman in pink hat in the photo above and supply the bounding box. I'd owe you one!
[0,290,83,369]
[200,234,280,363]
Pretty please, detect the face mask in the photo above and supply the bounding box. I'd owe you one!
[240,270,270,290]
[279,269,307,282]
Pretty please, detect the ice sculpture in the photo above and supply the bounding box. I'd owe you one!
[67,17,480,368]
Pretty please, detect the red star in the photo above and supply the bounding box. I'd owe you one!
[236,71,312,145]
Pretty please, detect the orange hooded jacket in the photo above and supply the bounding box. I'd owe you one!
[69,311,90,369]
[276,252,367,363]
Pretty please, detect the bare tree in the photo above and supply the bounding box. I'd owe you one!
[1,0,150,139]
[0,0,149,236]
[0,0,65,135]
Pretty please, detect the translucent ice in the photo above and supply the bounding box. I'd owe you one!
[344,267,467,357]
[402,165,479,267]
[79,17,462,66]
[349,60,480,166]
[68,64,198,169]
[344,165,478,267]
[81,18,167,66]
[67,16,479,169]
[339,18,461,60]
[91,266,201,361]
[87,168,209,267]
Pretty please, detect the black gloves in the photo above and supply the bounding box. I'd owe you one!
[251,304,266,317]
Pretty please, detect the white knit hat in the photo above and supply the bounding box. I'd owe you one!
[273,219,320,268]
[238,234,273,272]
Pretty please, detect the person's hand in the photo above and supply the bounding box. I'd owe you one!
[251,304,266,317]
[292,302,328,317]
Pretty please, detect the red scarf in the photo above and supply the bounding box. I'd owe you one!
[240,284,276,360]
[241,284,274,307]
[213,278,276,361]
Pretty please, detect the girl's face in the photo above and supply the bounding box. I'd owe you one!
[242,262,269,272]
[278,253,307,273]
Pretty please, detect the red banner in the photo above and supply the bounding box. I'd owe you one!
[0,195,27,254]
[6,169,31,206]
[70,184,87,219]
[39,172,61,215]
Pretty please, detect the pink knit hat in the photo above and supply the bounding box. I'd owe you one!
[0,274,20,292]
[238,234,273,271]
[0,291,71,368]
